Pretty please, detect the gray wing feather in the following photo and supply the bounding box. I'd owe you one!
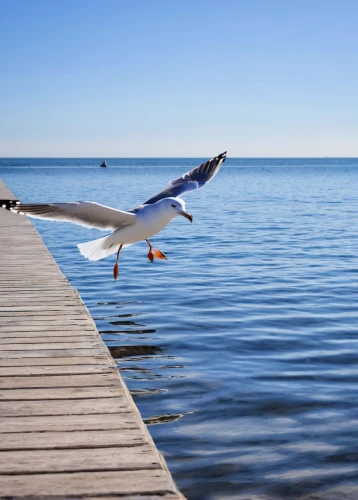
[142,151,227,205]
[11,201,136,231]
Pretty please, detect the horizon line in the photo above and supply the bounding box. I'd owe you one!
[1,156,358,160]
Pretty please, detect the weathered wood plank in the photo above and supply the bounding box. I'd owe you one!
[0,341,101,350]
[0,304,87,312]
[0,429,147,450]
[0,293,80,300]
[0,277,66,281]
[0,364,115,376]
[0,348,106,357]
[0,386,124,400]
[0,331,97,338]
[0,265,63,270]
[0,287,74,291]
[0,373,121,389]
[0,315,92,322]
[0,335,98,343]
[0,355,112,366]
[0,470,177,497]
[0,286,70,294]
[0,398,131,417]
[0,322,93,330]
[0,179,19,199]
[0,413,140,432]
[0,299,83,305]
[0,445,161,473]
[0,325,93,332]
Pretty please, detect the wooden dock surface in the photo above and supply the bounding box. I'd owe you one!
[0,179,184,499]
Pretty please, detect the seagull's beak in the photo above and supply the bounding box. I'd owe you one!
[178,210,193,223]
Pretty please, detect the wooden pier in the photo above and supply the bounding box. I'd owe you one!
[0,179,184,499]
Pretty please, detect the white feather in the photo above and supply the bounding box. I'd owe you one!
[11,201,136,231]
[77,236,134,261]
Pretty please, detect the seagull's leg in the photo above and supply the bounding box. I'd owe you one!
[145,239,167,262]
[113,244,123,281]
[145,239,154,263]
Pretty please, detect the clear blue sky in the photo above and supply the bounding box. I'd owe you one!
[1,0,357,157]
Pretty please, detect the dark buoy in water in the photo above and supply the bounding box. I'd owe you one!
[100,160,107,168]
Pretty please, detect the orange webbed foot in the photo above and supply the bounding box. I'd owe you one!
[152,248,167,260]
[146,239,166,263]
[148,248,167,262]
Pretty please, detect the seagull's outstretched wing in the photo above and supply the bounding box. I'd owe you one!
[142,151,227,205]
[11,201,136,231]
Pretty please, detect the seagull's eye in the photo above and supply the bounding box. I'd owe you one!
[171,204,176,208]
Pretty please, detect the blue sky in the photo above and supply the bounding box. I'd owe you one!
[1,0,358,157]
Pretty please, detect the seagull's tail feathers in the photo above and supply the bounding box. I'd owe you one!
[77,235,131,261]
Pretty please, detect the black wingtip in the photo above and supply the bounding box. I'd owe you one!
[0,199,20,211]
[217,151,227,161]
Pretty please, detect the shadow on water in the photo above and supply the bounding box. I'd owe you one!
[108,345,162,358]
[144,412,193,425]
[101,302,193,434]
[96,299,187,406]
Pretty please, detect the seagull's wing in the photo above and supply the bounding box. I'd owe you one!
[11,201,136,231]
[142,151,227,205]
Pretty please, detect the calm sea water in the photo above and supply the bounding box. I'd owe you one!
[1,157,358,499]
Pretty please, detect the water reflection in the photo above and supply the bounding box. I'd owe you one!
[96,300,189,425]
[144,412,193,425]
[130,388,168,396]
[94,312,145,320]
[108,345,162,358]
[106,327,156,333]
[96,300,142,306]
[100,320,146,327]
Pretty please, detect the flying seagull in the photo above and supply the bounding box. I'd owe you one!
[9,152,227,280]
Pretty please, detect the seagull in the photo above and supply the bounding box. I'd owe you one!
[9,152,227,280]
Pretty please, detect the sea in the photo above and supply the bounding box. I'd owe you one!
[1,157,358,499]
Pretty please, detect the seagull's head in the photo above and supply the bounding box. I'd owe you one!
[162,197,193,223]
